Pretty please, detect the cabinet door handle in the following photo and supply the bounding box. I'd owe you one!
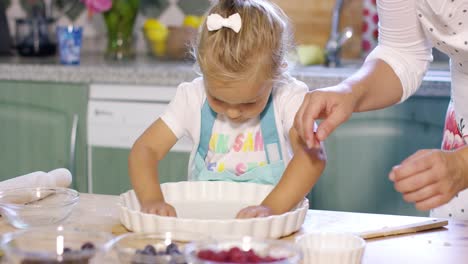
[69,114,79,178]
[94,109,114,116]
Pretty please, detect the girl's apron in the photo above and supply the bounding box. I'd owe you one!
[191,96,285,185]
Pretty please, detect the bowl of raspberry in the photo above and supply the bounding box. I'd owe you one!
[184,236,302,264]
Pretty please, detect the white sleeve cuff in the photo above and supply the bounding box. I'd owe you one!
[365,45,431,103]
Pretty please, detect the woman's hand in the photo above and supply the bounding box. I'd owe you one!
[235,205,273,219]
[141,201,177,217]
[390,148,468,210]
[294,84,356,148]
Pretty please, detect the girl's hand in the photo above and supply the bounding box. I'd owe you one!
[235,205,273,219]
[390,149,468,211]
[141,201,177,217]
[294,85,356,149]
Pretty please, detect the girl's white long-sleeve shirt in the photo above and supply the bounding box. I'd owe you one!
[366,0,468,220]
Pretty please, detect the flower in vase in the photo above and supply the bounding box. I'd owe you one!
[81,0,112,17]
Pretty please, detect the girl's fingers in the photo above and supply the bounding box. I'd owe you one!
[168,209,177,217]
[236,206,271,218]
[235,207,250,219]
[256,210,271,217]
[165,205,177,217]
[236,210,253,219]
[156,207,168,216]
[247,209,270,218]
[160,207,176,217]
[142,205,177,217]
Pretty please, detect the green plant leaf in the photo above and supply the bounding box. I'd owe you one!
[104,0,140,39]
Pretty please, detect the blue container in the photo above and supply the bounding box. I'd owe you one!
[56,26,83,65]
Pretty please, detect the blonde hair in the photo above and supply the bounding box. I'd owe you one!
[194,0,293,84]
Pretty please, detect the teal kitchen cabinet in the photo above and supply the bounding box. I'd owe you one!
[91,149,189,195]
[0,80,88,192]
[308,96,450,216]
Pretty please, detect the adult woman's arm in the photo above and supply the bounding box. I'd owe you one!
[295,0,433,148]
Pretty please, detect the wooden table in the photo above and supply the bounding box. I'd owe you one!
[1,193,467,264]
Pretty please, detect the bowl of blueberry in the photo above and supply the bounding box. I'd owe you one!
[0,226,114,263]
[111,231,206,264]
[184,236,302,263]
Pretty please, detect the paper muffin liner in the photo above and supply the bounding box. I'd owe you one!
[296,232,366,264]
[119,181,308,239]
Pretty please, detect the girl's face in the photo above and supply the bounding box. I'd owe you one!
[204,78,273,123]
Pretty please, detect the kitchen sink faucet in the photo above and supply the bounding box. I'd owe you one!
[325,0,354,67]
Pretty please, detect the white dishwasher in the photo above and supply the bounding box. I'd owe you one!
[87,84,192,194]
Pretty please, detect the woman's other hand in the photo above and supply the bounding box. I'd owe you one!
[294,84,356,149]
[141,200,178,217]
[390,148,468,210]
[235,205,273,219]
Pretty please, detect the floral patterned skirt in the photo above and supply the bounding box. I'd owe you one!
[430,101,468,219]
[441,101,467,151]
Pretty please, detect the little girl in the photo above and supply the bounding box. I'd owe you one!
[128,0,326,218]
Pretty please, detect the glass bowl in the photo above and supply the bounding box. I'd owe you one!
[0,187,79,229]
[111,231,206,264]
[0,226,114,263]
[184,236,302,264]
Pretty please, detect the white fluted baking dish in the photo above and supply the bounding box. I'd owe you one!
[119,181,308,239]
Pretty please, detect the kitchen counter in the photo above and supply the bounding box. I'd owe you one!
[0,53,451,98]
[0,193,466,264]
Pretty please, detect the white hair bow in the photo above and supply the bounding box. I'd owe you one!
[206,13,242,33]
